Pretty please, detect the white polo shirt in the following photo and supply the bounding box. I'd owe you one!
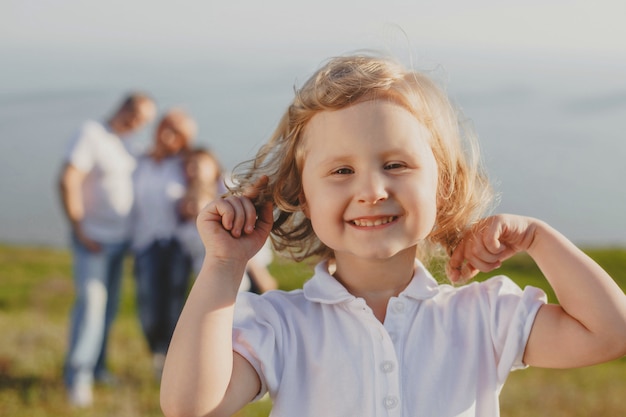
[233,260,546,417]
[65,120,136,243]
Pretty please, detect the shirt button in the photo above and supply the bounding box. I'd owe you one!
[383,395,399,409]
[392,301,405,313]
[380,360,395,373]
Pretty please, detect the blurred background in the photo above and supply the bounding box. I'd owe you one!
[1,3,625,416]
[1,0,625,247]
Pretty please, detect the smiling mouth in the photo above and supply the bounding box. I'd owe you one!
[351,216,397,227]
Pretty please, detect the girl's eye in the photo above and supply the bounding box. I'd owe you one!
[384,162,405,170]
[332,167,353,175]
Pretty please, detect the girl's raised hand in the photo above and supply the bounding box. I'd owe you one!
[447,214,538,283]
[197,175,273,264]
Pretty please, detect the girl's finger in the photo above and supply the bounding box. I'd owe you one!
[201,198,235,230]
[448,239,466,270]
[241,176,273,234]
[208,196,248,237]
[241,196,261,234]
[481,219,509,255]
[226,196,253,237]
[447,259,480,284]
[447,239,467,282]
[459,261,480,282]
[256,201,274,231]
[467,242,503,264]
[464,256,502,274]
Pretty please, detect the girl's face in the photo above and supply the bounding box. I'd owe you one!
[300,100,439,263]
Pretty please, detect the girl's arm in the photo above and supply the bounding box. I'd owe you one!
[161,178,272,417]
[448,214,626,368]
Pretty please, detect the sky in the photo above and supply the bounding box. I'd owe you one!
[3,0,626,60]
[3,0,626,101]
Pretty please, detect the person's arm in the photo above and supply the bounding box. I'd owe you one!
[161,177,272,417]
[58,163,100,252]
[246,258,279,293]
[448,214,626,368]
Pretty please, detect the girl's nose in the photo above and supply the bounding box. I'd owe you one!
[356,172,388,204]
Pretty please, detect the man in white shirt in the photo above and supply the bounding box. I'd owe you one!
[58,92,156,407]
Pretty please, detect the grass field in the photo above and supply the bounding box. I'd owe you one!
[1,243,625,416]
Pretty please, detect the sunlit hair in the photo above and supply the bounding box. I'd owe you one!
[230,53,494,262]
[160,108,198,149]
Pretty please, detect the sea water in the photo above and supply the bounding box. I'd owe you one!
[1,51,625,247]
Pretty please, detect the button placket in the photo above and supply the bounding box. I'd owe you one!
[380,360,395,373]
[383,395,399,409]
[380,297,409,415]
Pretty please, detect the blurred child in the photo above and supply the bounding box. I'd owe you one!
[183,148,224,190]
[176,148,222,274]
[161,53,626,417]
[177,148,278,293]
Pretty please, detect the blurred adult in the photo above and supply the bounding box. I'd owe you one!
[59,92,156,407]
[131,109,196,379]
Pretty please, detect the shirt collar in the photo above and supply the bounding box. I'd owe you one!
[303,259,440,304]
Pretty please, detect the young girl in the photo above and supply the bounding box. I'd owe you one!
[160,54,626,417]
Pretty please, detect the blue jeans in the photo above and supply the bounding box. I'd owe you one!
[63,236,128,387]
[134,238,191,355]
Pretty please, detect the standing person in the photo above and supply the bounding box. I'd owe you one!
[160,53,626,417]
[176,148,223,276]
[59,92,156,407]
[131,109,196,380]
[240,240,278,294]
[176,148,278,293]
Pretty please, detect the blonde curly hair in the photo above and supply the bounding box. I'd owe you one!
[230,53,494,262]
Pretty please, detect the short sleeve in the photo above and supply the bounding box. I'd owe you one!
[483,276,547,382]
[65,122,98,172]
[232,292,284,401]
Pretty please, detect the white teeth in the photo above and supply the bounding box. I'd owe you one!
[352,216,395,227]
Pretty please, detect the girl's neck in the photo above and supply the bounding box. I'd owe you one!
[332,249,417,322]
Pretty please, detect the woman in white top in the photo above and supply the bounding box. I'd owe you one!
[131,109,197,378]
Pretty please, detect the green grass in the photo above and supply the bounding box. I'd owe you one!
[0,244,625,416]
